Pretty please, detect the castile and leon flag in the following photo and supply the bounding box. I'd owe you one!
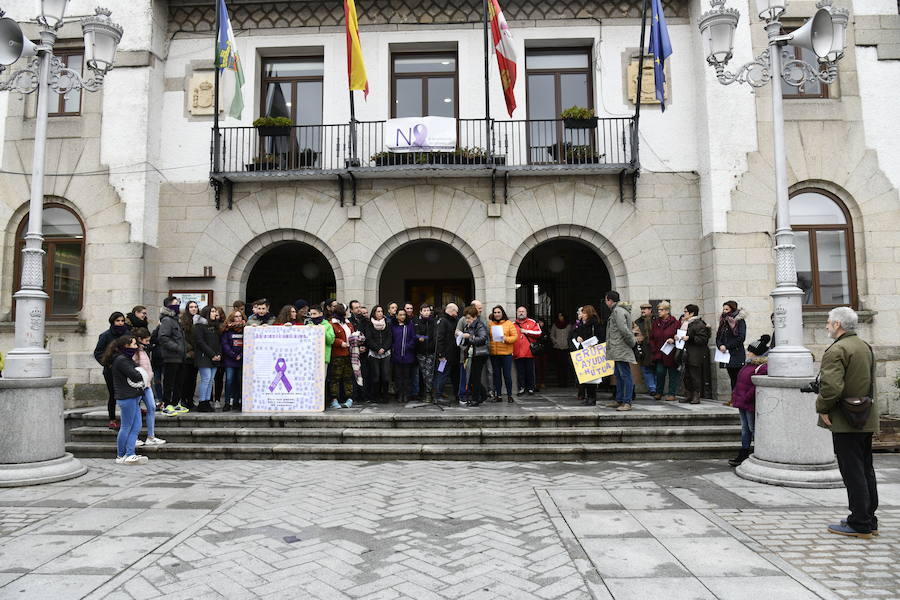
[488,0,517,117]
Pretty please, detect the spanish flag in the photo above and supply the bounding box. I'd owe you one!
[345,0,368,98]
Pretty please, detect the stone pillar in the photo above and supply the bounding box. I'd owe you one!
[0,377,87,487]
[736,375,843,488]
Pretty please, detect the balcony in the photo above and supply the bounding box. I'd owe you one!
[211,117,635,179]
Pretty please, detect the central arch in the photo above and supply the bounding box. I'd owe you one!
[365,227,485,306]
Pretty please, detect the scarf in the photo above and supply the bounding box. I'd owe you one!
[348,333,363,386]
[371,318,386,331]
[126,313,148,329]
[121,347,137,359]
[720,313,737,335]
[166,303,181,315]
[310,315,324,325]
[111,324,129,336]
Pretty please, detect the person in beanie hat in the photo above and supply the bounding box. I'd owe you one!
[93,312,131,430]
[728,335,770,466]
[294,298,310,322]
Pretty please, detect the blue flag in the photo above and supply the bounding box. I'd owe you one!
[216,0,244,119]
[648,0,673,111]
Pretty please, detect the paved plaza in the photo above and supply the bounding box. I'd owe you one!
[0,456,898,600]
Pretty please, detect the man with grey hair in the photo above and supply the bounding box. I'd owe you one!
[816,306,880,539]
[434,303,460,404]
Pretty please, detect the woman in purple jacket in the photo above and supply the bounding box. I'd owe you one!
[220,309,245,412]
[391,309,417,403]
[729,335,771,467]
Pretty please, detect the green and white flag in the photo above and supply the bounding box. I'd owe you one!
[216,0,244,119]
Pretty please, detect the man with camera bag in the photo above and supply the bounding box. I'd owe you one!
[814,306,879,539]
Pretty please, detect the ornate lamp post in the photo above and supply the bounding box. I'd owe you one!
[698,0,850,487]
[0,2,122,486]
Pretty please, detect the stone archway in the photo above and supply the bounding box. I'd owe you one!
[226,229,344,307]
[364,227,486,306]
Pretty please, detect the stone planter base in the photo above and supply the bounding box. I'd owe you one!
[0,454,87,487]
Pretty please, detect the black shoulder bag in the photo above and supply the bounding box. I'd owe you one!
[840,342,876,430]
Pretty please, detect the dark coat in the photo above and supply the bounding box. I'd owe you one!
[650,315,680,368]
[572,318,605,351]
[193,319,222,368]
[463,318,489,355]
[391,322,417,364]
[715,309,748,369]
[94,326,128,365]
[220,328,243,369]
[683,316,711,367]
[157,308,186,364]
[816,332,879,433]
[633,314,654,367]
[110,353,145,400]
[414,317,437,355]
[363,320,393,355]
[434,313,460,363]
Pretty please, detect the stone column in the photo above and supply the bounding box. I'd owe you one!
[0,377,87,487]
[736,375,843,488]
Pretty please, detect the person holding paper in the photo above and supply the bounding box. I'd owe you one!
[460,305,489,406]
[512,307,542,396]
[433,303,460,405]
[715,300,748,392]
[633,303,657,398]
[362,305,393,403]
[649,301,681,401]
[573,305,606,406]
[680,304,711,404]
[488,306,518,403]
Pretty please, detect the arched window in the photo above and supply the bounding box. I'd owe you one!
[789,188,856,309]
[13,204,85,318]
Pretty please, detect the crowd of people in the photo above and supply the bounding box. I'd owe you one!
[93,292,780,465]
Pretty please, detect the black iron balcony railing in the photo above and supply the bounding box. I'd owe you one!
[211,117,634,176]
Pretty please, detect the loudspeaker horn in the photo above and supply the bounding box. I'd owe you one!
[787,8,834,59]
[0,17,38,66]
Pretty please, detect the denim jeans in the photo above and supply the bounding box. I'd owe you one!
[491,354,514,396]
[614,361,634,404]
[197,367,217,406]
[655,364,680,396]
[514,358,535,391]
[458,361,468,399]
[224,366,242,404]
[640,365,657,393]
[140,388,156,438]
[116,396,142,457]
[739,408,755,449]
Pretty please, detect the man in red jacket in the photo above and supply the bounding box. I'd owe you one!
[512,306,542,395]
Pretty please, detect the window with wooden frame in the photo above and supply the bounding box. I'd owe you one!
[390,53,458,118]
[525,48,594,163]
[49,49,85,116]
[13,204,85,319]
[259,57,324,156]
[789,188,857,309]
[780,27,830,99]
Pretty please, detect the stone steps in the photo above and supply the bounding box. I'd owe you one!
[69,424,741,445]
[65,440,740,461]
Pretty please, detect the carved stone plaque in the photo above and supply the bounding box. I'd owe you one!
[627,56,669,105]
[188,72,222,116]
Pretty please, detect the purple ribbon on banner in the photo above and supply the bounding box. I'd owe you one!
[413,123,428,146]
[268,357,292,392]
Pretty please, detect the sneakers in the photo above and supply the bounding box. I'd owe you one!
[342,398,354,409]
[841,519,879,536]
[527,389,535,395]
[605,401,621,409]
[828,522,873,539]
[116,455,149,465]
[108,419,120,430]
[162,405,178,416]
[135,439,145,447]
[507,395,514,403]
[330,399,341,409]
[665,395,677,402]
[144,436,166,446]
[616,403,633,411]
[174,404,189,414]
[196,401,213,413]
[221,401,232,412]
[517,387,526,396]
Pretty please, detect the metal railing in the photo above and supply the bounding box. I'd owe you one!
[211,117,634,175]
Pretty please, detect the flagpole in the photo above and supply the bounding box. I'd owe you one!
[482,0,493,161]
[632,0,649,172]
[349,91,359,167]
[213,0,221,174]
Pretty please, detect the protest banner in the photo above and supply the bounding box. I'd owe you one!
[242,325,326,412]
[571,342,615,384]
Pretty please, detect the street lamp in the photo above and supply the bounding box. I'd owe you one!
[698,0,849,487]
[0,3,122,487]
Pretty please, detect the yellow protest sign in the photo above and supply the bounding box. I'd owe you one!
[571,342,615,384]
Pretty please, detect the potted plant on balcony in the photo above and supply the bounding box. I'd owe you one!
[547,143,603,164]
[246,153,277,171]
[291,148,319,168]
[561,106,598,129]
[253,116,293,137]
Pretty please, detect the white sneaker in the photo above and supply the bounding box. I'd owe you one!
[135,439,145,447]
[123,455,148,465]
[115,455,126,464]
[145,436,166,446]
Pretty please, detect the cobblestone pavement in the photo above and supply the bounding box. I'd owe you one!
[0,456,898,600]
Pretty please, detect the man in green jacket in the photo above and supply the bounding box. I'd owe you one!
[815,306,879,539]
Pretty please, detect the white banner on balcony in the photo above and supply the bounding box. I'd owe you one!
[385,116,456,152]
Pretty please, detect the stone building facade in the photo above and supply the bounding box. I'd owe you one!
[0,0,898,410]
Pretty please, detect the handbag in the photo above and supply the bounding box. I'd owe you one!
[529,341,545,356]
[473,342,489,358]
